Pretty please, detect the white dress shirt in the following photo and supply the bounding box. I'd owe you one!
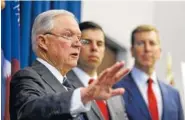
[37,58,91,116]
[72,67,97,87]
[131,67,163,120]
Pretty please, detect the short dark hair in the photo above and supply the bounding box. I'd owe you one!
[79,21,104,33]
[131,24,160,46]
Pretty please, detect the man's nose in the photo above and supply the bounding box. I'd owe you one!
[144,43,152,52]
[73,37,82,48]
[91,42,98,51]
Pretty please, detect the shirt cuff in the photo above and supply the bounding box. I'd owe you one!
[70,88,91,117]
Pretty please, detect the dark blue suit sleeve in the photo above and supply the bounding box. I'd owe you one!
[177,92,184,120]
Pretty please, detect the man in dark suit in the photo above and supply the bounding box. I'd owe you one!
[114,24,184,120]
[9,10,130,120]
[67,21,128,120]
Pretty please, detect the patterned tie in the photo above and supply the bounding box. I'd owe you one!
[147,78,159,120]
[63,77,72,91]
[88,79,110,120]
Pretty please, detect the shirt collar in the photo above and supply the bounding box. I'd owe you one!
[131,67,157,85]
[72,67,97,87]
[37,58,65,84]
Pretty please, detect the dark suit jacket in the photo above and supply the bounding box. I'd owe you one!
[67,70,128,120]
[113,72,184,120]
[10,60,83,120]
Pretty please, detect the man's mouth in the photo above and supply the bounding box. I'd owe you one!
[71,53,79,58]
[88,56,99,61]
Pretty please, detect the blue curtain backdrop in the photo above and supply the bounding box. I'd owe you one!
[1,1,81,120]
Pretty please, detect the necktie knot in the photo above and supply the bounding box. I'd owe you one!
[148,78,153,85]
[88,79,94,85]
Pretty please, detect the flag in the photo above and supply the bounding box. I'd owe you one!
[1,1,20,120]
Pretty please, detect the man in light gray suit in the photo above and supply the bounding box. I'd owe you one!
[10,10,130,120]
[67,21,128,120]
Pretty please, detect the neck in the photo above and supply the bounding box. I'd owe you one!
[135,64,154,76]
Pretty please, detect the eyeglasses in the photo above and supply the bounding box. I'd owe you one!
[44,32,81,42]
[80,39,90,45]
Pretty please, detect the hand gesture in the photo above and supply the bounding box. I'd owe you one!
[81,61,130,103]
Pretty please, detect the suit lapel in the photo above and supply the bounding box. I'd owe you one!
[158,81,169,120]
[126,73,151,119]
[106,96,126,120]
[88,101,104,120]
[67,70,104,120]
[107,100,114,120]
[32,60,67,93]
[67,70,84,89]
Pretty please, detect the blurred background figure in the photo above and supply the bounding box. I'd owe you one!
[82,3,185,116]
[67,21,128,120]
[114,24,184,120]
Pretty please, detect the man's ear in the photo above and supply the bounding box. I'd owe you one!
[37,35,48,51]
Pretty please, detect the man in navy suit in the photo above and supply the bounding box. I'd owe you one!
[114,24,184,120]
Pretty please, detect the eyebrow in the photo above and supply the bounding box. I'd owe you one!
[82,38,105,43]
[63,28,81,35]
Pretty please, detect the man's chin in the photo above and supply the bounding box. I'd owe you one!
[136,62,154,68]
[66,61,78,70]
[142,63,155,69]
[71,62,78,68]
[87,63,100,69]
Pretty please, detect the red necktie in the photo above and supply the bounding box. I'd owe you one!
[147,78,159,120]
[96,100,110,120]
[88,79,110,120]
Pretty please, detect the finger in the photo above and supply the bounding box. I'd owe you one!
[111,88,125,96]
[96,61,126,86]
[97,61,126,86]
[110,68,130,85]
[97,67,110,84]
[106,61,125,78]
[98,61,124,84]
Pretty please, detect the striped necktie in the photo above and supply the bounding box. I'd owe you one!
[63,77,72,91]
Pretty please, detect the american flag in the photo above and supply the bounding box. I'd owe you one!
[1,1,20,120]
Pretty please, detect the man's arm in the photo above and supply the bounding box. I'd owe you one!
[10,69,73,120]
[10,61,129,120]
